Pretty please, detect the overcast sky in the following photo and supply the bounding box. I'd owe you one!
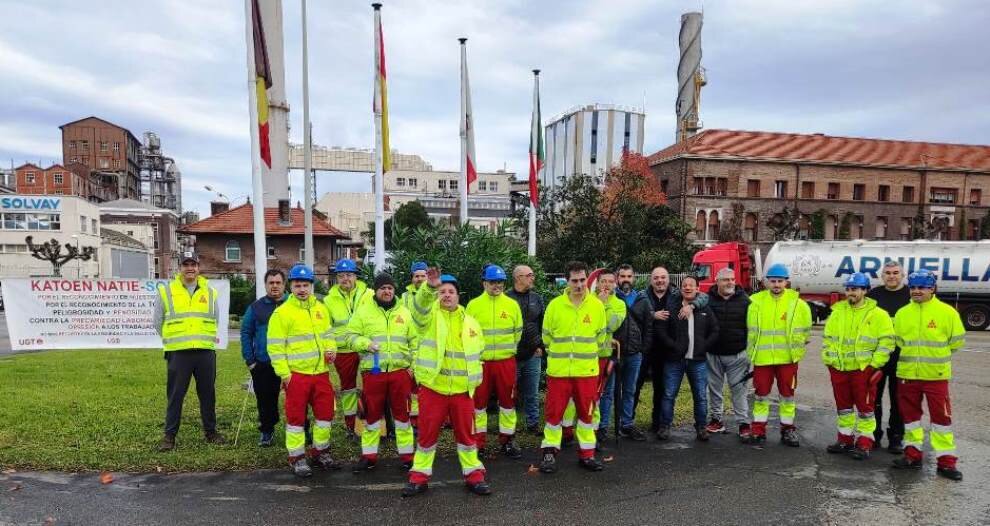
[1,0,988,217]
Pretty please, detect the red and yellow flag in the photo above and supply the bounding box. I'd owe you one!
[374,4,391,172]
[251,0,273,168]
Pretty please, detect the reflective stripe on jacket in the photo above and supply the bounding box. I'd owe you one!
[323,282,373,352]
[746,288,812,365]
[411,285,484,396]
[466,292,523,361]
[267,294,336,379]
[893,297,964,380]
[822,297,894,371]
[158,275,217,352]
[599,294,627,357]
[543,292,607,378]
[344,300,418,372]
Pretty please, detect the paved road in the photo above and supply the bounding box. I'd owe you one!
[3,331,990,525]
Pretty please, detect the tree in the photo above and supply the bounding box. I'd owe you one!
[517,152,695,273]
[26,236,95,277]
[766,207,801,240]
[362,201,432,250]
[717,203,745,242]
[981,210,990,239]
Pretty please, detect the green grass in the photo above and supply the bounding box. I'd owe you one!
[0,346,694,472]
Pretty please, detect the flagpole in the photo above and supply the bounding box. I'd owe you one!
[244,0,268,298]
[373,3,385,269]
[528,69,540,256]
[458,37,469,225]
[301,0,314,269]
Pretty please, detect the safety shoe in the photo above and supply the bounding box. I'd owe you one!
[738,424,752,443]
[351,457,377,474]
[291,458,312,478]
[595,428,608,443]
[204,432,227,445]
[527,423,542,435]
[258,431,275,448]
[936,467,963,481]
[500,440,523,460]
[826,442,853,454]
[561,434,575,448]
[705,419,726,434]
[850,447,871,461]
[158,433,176,452]
[891,457,922,470]
[887,440,904,455]
[749,434,767,445]
[401,482,428,497]
[578,457,605,472]
[401,459,413,471]
[695,427,710,442]
[655,426,671,441]
[619,426,647,442]
[780,429,800,447]
[314,451,341,471]
[345,429,359,443]
[538,452,557,474]
[467,481,493,496]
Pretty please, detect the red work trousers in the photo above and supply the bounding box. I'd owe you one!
[361,369,414,462]
[334,353,359,431]
[563,358,610,441]
[411,386,486,485]
[284,372,335,458]
[898,379,957,469]
[752,363,799,437]
[473,357,517,450]
[544,376,598,459]
[828,367,876,449]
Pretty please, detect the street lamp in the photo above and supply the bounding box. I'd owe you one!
[204,185,229,202]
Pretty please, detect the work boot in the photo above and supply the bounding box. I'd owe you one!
[826,441,853,454]
[314,451,341,471]
[749,434,766,445]
[258,431,275,448]
[352,457,377,474]
[499,440,523,460]
[578,457,604,472]
[401,459,413,471]
[291,457,312,478]
[527,423,542,435]
[619,426,647,442]
[696,426,710,442]
[891,457,922,470]
[780,428,800,447]
[467,481,492,496]
[887,438,904,455]
[850,447,871,461]
[655,426,670,441]
[204,431,227,445]
[157,433,176,452]
[936,467,963,481]
[738,423,752,443]
[539,451,558,474]
[595,428,608,443]
[345,428,359,443]
[401,482,428,497]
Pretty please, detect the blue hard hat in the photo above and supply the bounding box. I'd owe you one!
[440,274,459,289]
[907,270,937,289]
[334,258,358,273]
[410,261,428,273]
[844,272,871,289]
[482,265,507,281]
[288,263,315,282]
[766,263,790,279]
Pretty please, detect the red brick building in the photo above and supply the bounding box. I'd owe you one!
[60,116,142,200]
[649,130,990,252]
[178,203,350,280]
[14,163,102,198]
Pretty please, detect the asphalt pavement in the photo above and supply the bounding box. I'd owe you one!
[2,331,990,525]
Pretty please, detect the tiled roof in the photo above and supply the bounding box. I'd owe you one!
[178,203,348,238]
[648,129,990,172]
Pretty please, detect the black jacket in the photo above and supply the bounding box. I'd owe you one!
[614,290,653,357]
[506,287,546,361]
[646,285,709,359]
[706,285,750,355]
[656,304,720,362]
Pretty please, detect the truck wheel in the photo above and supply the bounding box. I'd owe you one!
[961,305,990,331]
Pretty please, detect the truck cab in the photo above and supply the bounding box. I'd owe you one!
[691,242,757,293]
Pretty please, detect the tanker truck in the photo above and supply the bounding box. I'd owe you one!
[691,240,990,331]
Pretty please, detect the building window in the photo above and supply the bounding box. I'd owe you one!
[81,215,88,233]
[801,181,814,199]
[744,213,758,242]
[267,238,276,259]
[479,181,487,191]
[853,184,866,201]
[69,141,76,150]
[450,180,459,191]
[154,257,160,279]
[827,182,840,200]
[81,156,89,164]
[99,158,109,169]
[152,223,160,250]
[695,210,707,239]
[113,159,121,169]
[660,179,669,195]
[92,219,97,233]
[69,157,78,164]
[902,186,915,203]
[53,172,64,185]
[396,177,406,187]
[438,180,446,190]
[716,178,726,196]
[26,172,36,184]
[81,140,89,151]
[900,217,913,240]
[693,178,704,195]
[113,142,120,153]
[968,220,979,240]
[774,180,788,199]
[930,187,957,204]
[54,190,64,195]
[878,185,890,202]
[826,215,838,240]
[225,240,242,262]
[708,210,720,240]
[970,189,982,205]
[747,179,760,198]
[100,141,108,152]
[408,178,418,188]
[876,216,888,239]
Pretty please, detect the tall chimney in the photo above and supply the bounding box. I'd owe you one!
[210,201,229,216]
[676,12,705,143]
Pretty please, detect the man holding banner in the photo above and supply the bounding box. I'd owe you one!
[156,251,225,452]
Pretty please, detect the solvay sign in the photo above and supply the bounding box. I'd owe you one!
[0,196,62,211]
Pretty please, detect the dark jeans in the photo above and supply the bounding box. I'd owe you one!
[249,361,282,434]
[634,353,664,431]
[164,349,217,436]
[516,355,542,427]
[601,352,643,429]
[660,359,708,428]
[874,349,904,444]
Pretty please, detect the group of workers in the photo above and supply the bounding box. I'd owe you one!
[155,251,966,500]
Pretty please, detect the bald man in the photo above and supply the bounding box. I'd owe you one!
[506,264,546,433]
